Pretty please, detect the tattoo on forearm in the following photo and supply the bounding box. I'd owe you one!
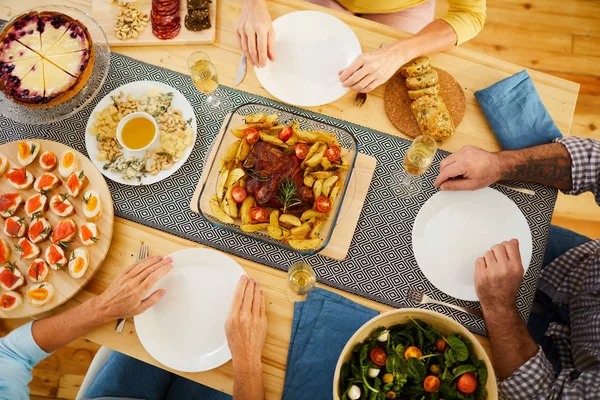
[499,144,573,191]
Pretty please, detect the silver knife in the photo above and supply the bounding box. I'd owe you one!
[233,54,247,87]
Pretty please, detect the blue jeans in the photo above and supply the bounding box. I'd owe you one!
[85,351,232,400]
[527,225,591,376]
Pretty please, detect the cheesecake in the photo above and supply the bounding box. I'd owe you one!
[0,11,94,108]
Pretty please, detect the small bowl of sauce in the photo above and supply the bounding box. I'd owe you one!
[116,112,158,154]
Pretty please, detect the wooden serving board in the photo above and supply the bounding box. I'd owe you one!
[190,116,376,261]
[0,140,114,319]
[91,0,217,47]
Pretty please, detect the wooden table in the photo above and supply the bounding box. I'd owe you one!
[0,0,579,398]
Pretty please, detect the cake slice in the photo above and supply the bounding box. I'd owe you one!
[0,39,40,63]
[39,12,73,55]
[44,23,90,56]
[10,12,42,54]
[10,59,44,104]
[42,58,75,99]
[45,49,91,77]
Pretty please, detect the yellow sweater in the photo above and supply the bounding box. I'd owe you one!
[336,0,486,45]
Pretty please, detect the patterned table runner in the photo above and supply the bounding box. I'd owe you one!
[0,52,557,335]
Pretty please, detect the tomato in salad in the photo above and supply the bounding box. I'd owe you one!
[278,126,293,141]
[457,372,478,394]
[250,206,268,223]
[369,347,387,367]
[325,145,341,162]
[315,196,331,213]
[404,345,422,360]
[231,186,247,203]
[435,339,448,352]
[294,143,308,160]
[244,127,260,145]
[423,375,440,392]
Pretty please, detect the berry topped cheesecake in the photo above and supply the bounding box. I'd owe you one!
[0,11,94,107]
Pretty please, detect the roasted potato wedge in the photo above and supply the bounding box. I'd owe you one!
[321,158,333,170]
[241,223,269,232]
[259,132,285,147]
[231,129,246,139]
[304,142,321,164]
[315,130,340,147]
[306,144,326,167]
[301,210,328,221]
[290,222,312,238]
[216,169,229,202]
[313,178,323,199]
[309,218,327,239]
[224,140,241,165]
[268,225,289,240]
[329,185,340,204]
[296,130,319,143]
[226,168,246,188]
[225,186,238,218]
[303,175,315,188]
[265,124,286,135]
[310,171,334,179]
[288,238,321,250]
[279,213,302,227]
[244,113,266,124]
[210,197,234,224]
[236,138,252,163]
[286,133,299,146]
[240,196,256,224]
[321,175,339,197]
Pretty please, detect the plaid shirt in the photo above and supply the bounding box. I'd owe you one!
[499,137,600,399]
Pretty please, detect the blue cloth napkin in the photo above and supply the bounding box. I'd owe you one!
[283,288,379,400]
[474,70,562,150]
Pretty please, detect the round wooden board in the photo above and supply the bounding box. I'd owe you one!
[384,67,466,139]
[0,139,114,319]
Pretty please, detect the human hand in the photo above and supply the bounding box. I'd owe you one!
[225,276,267,367]
[434,145,502,191]
[235,0,275,67]
[338,45,407,93]
[94,255,173,323]
[475,239,524,315]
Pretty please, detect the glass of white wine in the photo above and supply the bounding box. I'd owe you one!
[285,262,316,303]
[188,51,221,108]
[393,135,437,198]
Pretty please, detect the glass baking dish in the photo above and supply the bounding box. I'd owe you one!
[197,103,358,255]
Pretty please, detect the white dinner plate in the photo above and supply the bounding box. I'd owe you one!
[134,248,245,372]
[254,11,362,107]
[412,188,532,301]
[85,81,197,186]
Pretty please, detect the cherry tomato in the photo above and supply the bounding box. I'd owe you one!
[325,145,341,162]
[404,346,422,360]
[315,196,331,213]
[382,373,394,384]
[294,143,309,160]
[457,373,478,394]
[279,126,293,141]
[244,127,260,145]
[430,364,442,375]
[424,375,441,393]
[231,186,247,203]
[369,347,387,367]
[249,206,268,223]
[386,391,396,399]
[435,339,448,352]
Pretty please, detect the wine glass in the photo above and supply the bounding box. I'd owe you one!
[285,262,316,303]
[393,135,437,198]
[188,51,221,108]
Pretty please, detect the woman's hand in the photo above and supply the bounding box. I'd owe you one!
[235,0,275,67]
[338,45,409,93]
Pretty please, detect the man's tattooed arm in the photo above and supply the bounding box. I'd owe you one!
[497,143,573,190]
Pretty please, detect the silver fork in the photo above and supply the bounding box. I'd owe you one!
[114,243,149,333]
[406,289,484,319]
[353,43,385,108]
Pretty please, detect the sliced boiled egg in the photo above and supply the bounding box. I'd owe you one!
[79,222,99,246]
[17,141,41,166]
[27,282,54,307]
[66,170,88,198]
[45,244,67,270]
[58,150,78,179]
[51,219,77,244]
[68,247,89,279]
[39,151,57,172]
[25,193,48,219]
[0,239,11,264]
[0,263,24,291]
[4,216,27,238]
[17,237,40,260]
[0,291,23,312]
[28,217,52,244]
[82,190,101,222]
[5,168,34,190]
[0,152,8,175]
[34,173,61,194]
[50,193,75,217]
[28,258,49,283]
[0,193,23,218]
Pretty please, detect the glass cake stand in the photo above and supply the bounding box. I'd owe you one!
[0,5,110,125]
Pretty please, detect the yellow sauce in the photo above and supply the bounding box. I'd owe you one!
[121,117,156,150]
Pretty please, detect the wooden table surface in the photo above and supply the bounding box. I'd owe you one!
[0,0,579,398]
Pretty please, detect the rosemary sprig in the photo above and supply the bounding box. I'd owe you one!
[34,264,40,281]
[246,168,271,182]
[276,178,302,213]
[31,211,42,220]
[57,241,69,250]
[5,262,15,273]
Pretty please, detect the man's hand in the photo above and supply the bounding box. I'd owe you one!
[235,0,275,68]
[475,239,524,315]
[339,45,408,93]
[94,256,173,323]
[434,145,502,191]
